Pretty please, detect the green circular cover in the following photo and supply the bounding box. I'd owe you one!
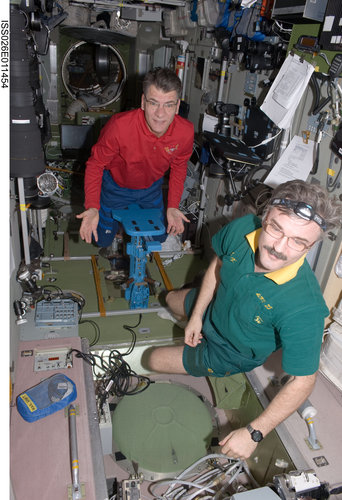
[112,382,213,475]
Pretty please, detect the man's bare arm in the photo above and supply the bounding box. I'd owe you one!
[184,256,222,347]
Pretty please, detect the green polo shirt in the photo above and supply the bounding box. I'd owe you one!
[183,214,329,377]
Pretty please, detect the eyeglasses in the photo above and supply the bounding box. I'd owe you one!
[263,220,313,252]
[270,198,326,231]
[144,97,178,111]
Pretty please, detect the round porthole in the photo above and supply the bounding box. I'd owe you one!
[61,40,127,108]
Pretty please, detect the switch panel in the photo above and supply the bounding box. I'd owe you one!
[34,347,73,372]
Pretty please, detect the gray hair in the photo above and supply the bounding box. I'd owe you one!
[262,179,342,233]
[142,67,182,99]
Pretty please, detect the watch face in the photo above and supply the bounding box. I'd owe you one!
[252,430,263,442]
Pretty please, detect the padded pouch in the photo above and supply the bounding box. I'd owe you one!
[17,373,77,422]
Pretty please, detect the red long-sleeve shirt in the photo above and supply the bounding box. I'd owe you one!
[84,108,194,210]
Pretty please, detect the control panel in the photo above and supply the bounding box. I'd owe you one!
[35,299,78,327]
[33,346,73,372]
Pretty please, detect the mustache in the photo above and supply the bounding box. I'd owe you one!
[263,245,287,261]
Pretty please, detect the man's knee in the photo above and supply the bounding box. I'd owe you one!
[165,290,176,308]
[166,289,190,319]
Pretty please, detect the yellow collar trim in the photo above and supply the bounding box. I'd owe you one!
[246,228,305,285]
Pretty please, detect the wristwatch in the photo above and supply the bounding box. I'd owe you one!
[246,424,263,442]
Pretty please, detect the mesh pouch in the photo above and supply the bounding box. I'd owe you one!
[17,373,77,422]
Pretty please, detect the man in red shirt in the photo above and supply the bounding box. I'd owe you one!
[77,67,194,250]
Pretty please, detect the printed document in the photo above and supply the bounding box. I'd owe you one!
[264,135,315,188]
[261,54,315,129]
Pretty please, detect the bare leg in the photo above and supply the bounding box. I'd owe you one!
[166,288,192,320]
[147,345,187,374]
[147,289,193,374]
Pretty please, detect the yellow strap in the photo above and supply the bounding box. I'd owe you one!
[154,252,173,291]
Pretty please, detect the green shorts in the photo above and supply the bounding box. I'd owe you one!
[183,288,266,378]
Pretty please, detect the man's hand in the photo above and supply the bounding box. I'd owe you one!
[219,428,257,460]
[166,207,190,235]
[184,315,203,347]
[76,208,99,243]
[219,373,318,460]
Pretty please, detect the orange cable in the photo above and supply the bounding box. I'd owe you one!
[91,255,106,317]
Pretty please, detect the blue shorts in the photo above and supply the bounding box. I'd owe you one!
[182,288,266,377]
[97,170,167,247]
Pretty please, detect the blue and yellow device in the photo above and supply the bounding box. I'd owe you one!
[17,373,77,422]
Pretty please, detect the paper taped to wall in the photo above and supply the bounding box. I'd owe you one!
[264,135,315,188]
[261,54,315,129]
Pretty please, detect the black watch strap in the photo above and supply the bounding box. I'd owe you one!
[246,424,263,442]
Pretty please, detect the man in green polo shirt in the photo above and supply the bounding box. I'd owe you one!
[148,179,342,460]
